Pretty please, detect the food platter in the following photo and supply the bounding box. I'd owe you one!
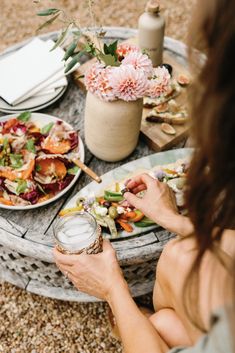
[63,148,192,240]
[0,112,85,210]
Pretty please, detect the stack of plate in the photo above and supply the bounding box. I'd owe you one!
[0,38,78,113]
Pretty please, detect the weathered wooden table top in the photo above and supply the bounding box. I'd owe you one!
[0,27,188,264]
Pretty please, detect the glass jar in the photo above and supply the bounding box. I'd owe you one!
[53,211,102,254]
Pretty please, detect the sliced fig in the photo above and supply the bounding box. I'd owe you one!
[177,74,190,86]
[155,102,169,113]
[161,123,176,135]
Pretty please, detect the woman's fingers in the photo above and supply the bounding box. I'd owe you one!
[124,192,142,209]
[102,238,113,251]
[131,184,146,194]
[126,173,155,190]
[53,247,78,266]
[55,262,72,277]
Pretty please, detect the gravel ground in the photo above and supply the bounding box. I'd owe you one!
[0,0,195,352]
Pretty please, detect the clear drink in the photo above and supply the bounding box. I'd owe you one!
[53,211,103,254]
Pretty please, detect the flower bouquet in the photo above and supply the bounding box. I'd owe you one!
[36,6,171,161]
[83,42,170,161]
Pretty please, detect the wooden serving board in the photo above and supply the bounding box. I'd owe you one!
[73,37,190,152]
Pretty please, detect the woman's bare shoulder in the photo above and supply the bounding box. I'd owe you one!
[221,229,235,258]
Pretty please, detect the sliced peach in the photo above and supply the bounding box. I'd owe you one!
[29,125,40,133]
[38,194,53,203]
[43,137,71,154]
[21,159,35,180]
[36,158,67,179]
[0,197,14,206]
[0,169,18,181]
[0,158,35,181]
[2,118,18,133]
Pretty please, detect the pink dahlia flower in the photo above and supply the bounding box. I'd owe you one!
[122,51,153,77]
[85,63,115,101]
[109,65,148,101]
[147,66,171,98]
[116,43,139,60]
[95,67,116,102]
[84,62,103,94]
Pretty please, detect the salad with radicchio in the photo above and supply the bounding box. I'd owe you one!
[0,112,81,207]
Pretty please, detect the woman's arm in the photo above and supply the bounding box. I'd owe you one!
[107,279,169,353]
[53,241,169,353]
[124,174,194,237]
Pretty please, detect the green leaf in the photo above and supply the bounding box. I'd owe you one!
[73,30,82,37]
[84,43,96,56]
[98,53,120,67]
[3,137,9,151]
[41,122,54,135]
[26,139,36,153]
[103,40,118,60]
[0,157,5,166]
[37,13,60,32]
[17,111,31,122]
[63,41,77,61]
[64,52,84,73]
[16,179,27,195]
[10,154,23,169]
[103,43,109,55]
[67,165,79,175]
[50,24,71,51]
[35,164,41,172]
[37,8,60,16]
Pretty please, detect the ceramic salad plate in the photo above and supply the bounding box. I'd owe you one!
[62,148,192,240]
[0,112,85,210]
[0,85,67,114]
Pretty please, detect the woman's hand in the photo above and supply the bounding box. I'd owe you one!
[124,173,178,225]
[124,174,193,236]
[53,240,126,301]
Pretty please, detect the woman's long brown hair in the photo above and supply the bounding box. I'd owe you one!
[184,0,235,335]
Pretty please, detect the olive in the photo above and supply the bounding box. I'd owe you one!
[103,201,111,208]
[121,187,130,195]
[76,197,85,206]
[108,206,118,219]
[161,63,173,76]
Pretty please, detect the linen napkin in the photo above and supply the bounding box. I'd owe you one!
[0,38,65,106]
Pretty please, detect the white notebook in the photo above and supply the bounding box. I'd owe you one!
[0,38,65,106]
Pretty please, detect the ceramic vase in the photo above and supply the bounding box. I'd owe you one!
[84,92,143,162]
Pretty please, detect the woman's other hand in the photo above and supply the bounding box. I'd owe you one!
[53,240,126,300]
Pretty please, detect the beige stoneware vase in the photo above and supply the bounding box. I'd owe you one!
[84,92,143,162]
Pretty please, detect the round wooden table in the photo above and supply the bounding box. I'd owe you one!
[0,27,188,302]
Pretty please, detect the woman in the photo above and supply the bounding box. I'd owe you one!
[54,0,235,351]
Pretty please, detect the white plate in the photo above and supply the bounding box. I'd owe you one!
[64,148,192,240]
[0,85,67,113]
[0,112,85,210]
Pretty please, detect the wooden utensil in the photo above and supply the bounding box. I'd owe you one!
[73,158,102,183]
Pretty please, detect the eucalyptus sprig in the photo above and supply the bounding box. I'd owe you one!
[35,2,121,72]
